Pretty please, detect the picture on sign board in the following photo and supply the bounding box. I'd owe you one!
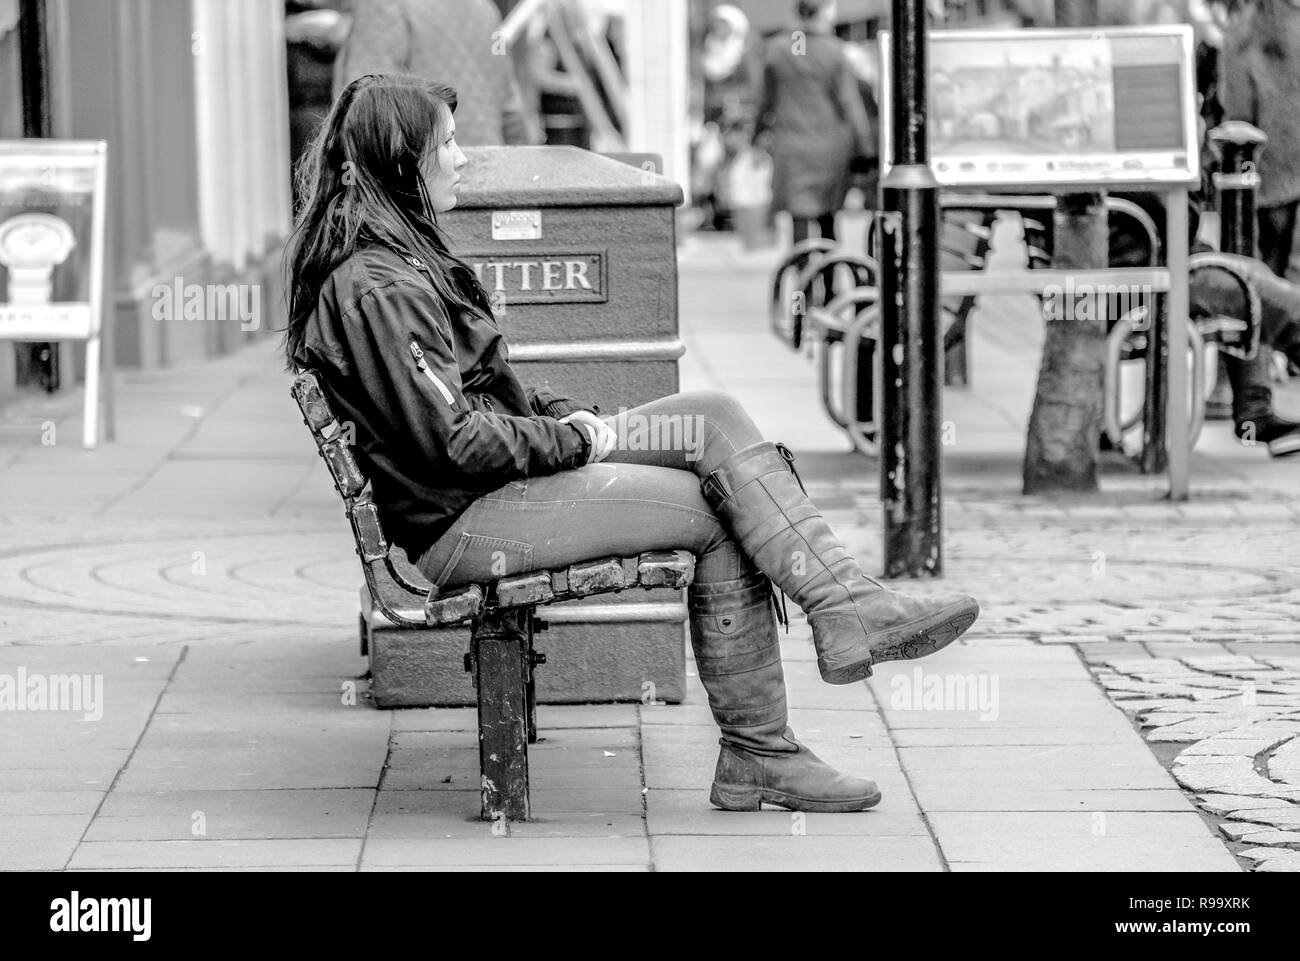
[879,26,1200,190]
[931,36,1116,157]
[0,151,97,337]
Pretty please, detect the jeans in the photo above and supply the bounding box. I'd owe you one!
[1259,200,1300,282]
[416,391,767,591]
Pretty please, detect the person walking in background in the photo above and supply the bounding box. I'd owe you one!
[1218,0,1300,455]
[696,4,761,231]
[755,0,873,300]
[841,40,881,211]
[286,0,352,206]
[1224,0,1300,280]
[334,0,541,146]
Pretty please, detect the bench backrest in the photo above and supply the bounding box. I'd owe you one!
[292,370,433,627]
[291,369,388,556]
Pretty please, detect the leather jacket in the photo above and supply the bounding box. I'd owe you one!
[295,243,597,562]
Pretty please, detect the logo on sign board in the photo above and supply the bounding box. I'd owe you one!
[492,210,543,242]
[0,213,76,305]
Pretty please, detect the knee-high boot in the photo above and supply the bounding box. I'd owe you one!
[690,568,881,812]
[702,441,979,685]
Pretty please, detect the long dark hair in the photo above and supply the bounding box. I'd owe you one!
[284,74,487,370]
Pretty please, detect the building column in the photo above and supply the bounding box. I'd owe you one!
[621,0,690,190]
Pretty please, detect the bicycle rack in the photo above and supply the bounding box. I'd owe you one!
[838,295,884,457]
[805,287,882,434]
[1104,307,1208,453]
[769,238,839,350]
[1102,251,1262,456]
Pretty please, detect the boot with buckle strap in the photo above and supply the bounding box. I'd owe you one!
[702,441,980,685]
[690,568,881,812]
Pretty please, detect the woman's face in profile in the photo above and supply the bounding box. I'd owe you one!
[421,118,469,214]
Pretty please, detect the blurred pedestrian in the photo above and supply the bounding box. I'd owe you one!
[754,0,872,298]
[696,4,761,230]
[334,0,540,146]
[286,1,352,207]
[842,40,881,209]
[1223,0,1300,279]
[1217,0,1300,454]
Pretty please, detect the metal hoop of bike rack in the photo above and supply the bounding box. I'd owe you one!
[787,250,880,352]
[804,287,882,433]
[769,238,839,349]
[838,297,884,458]
[1104,250,1265,456]
[1105,307,1207,453]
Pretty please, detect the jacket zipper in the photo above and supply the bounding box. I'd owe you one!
[409,340,458,408]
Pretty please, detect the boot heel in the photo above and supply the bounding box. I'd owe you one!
[818,657,874,685]
[710,783,764,811]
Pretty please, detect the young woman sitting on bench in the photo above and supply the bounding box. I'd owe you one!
[285,74,980,813]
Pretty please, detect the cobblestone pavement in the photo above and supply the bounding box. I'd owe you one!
[1093,655,1300,873]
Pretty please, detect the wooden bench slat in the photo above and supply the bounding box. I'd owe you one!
[497,572,556,608]
[425,585,485,626]
[293,374,337,434]
[350,503,388,563]
[569,557,627,595]
[322,441,366,498]
[638,550,694,589]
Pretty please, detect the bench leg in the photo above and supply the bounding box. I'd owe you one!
[526,617,540,746]
[472,609,531,822]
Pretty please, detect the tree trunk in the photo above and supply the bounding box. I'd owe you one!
[1023,193,1109,494]
[1022,0,1105,494]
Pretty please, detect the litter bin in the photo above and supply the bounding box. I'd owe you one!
[364,146,690,707]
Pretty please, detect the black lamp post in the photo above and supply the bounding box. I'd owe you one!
[17,0,58,393]
[879,0,942,578]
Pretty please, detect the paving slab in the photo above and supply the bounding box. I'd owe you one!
[650,835,943,872]
[360,837,650,869]
[67,839,363,870]
[930,811,1238,872]
[86,788,375,841]
[113,747,385,792]
[0,839,79,871]
[0,791,104,816]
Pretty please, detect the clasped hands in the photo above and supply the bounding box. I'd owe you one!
[559,410,618,464]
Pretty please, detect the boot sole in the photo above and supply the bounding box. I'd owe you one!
[1268,434,1300,457]
[710,782,883,813]
[818,602,980,685]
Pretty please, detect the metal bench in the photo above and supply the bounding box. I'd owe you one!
[291,370,695,821]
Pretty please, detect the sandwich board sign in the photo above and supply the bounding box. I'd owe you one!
[0,140,109,448]
[879,25,1201,191]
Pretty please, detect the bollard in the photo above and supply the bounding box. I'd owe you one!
[364,147,691,708]
[1207,122,1270,438]
[879,0,943,578]
[1211,122,1267,258]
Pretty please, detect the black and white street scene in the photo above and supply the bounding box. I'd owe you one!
[1,0,1300,912]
